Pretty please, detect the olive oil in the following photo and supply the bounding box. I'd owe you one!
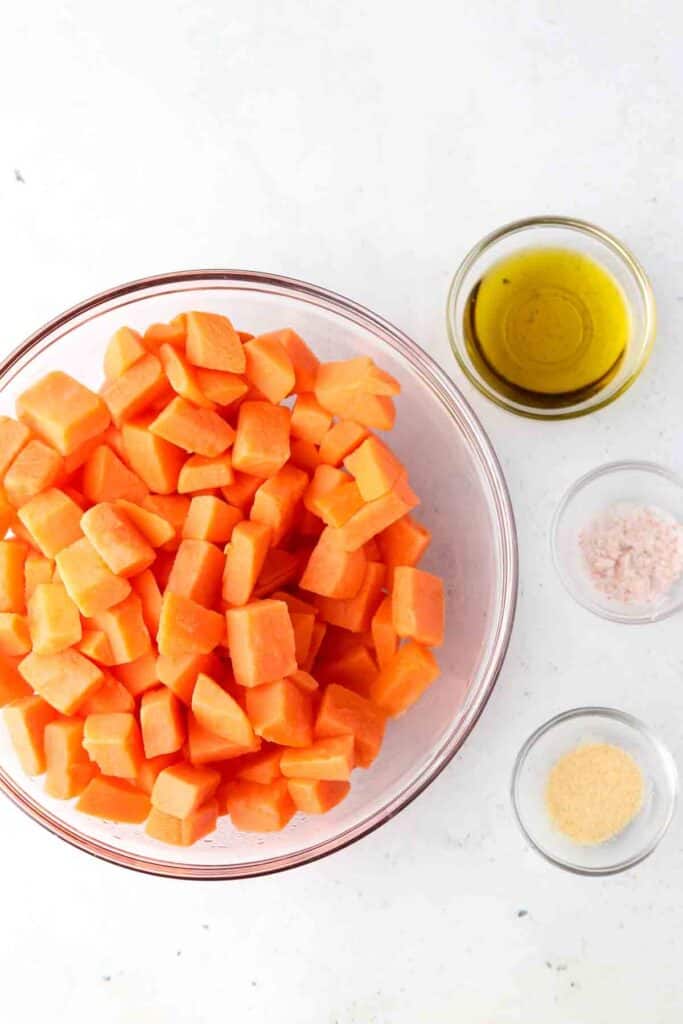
[463,247,630,408]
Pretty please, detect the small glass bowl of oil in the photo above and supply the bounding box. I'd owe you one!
[446,217,656,419]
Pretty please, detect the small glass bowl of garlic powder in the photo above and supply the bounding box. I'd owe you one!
[512,708,677,874]
[552,461,683,623]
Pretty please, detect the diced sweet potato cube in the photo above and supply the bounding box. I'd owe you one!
[81,503,156,577]
[151,762,220,817]
[392,566,445,646]
[370,641,440,717]
[226,599,297,687]
[55,537,131,617]
[3,440,63,507]
[28,582,82,655]
[231,402,290,478]
[17,371,110,456]
[19,648,104,715]
[185,311,245,373]
[18,488,83,557]
[83,712,144,778]
[76,776,150,823]
[4,694,58,774]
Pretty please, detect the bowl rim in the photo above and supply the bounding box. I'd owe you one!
[0,268,518,879]
[551,459,683,625]
[445,215,657,421]
[510,706,678,876]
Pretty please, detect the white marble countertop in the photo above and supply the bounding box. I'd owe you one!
[1,2,682,1020]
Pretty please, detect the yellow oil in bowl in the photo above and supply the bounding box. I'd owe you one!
[463,248,630,406]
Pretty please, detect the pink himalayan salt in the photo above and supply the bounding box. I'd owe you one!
[580,503,683,605]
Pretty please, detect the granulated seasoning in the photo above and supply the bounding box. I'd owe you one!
[580,502,683,605]
[545,742,644,845]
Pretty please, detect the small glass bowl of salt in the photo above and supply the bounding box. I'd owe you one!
[552,460,683,623]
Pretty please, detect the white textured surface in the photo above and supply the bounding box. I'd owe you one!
[1,2,682,1020]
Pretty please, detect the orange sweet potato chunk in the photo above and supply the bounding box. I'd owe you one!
[159,342,215,409]
[83,711,144,778]
[131,569,163,636]
[89,593,151,665]
[300,527,367,600]
[78,629,116,667]
[195,369,248,407]
[185,311,245,373]
[316,643,378,699]
[18,488,83,558]
[146,800,218,845]
[318,420,369,466]
[222,778,295,831]
[315,561,386,633]
[0,613,31,657]
[144,318,187,350]
[81,503,156,577]
[183,495,243,543]
[77,776,150,823]
[151,761,220,817]
[17,371,110,456]
[331,475,420,552]
[4,694,58,774]
[157,592,225,657]
[222,521,271,607]
[280,735,355,781]
[344,435,405,501]
[187,711,259,764]
[155,651,217,705]
[0,653,32,706]
[377,514,431,578]
[392,566,445,647]
[121,417,186,494]
[55,537,132,617]
[23,554,55,604]
[315,684,385,768]
[44,718,98,798]
[0,416,31,477]
[0,541,29,613]
[290,393,332,444]
[244,334,296,404]
[226,599,297,687]
[140,686,186,759]
[231,402,290,478]
[104,326,147,380]
[115,500,176,548]
[245,678,313,747]
[370,641,440,717]
[20,648,104,715]
[4,440,64,507]
[83,445,148,504]
[150,397,235,457]
[249,463,309,546]
[115,650,160,698]
[100,353,168,426]
[191,672,256,747]
[28,582,82,655]
[178,453,234,493]
[167,539,225,608]
[370,596,398,669]
[78,674,135,715]
[314,479,365,528]
[287,778,350,814]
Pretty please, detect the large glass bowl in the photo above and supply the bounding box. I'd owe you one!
[0,271,517,879]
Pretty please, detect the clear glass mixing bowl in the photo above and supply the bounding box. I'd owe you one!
[0,271,517,878]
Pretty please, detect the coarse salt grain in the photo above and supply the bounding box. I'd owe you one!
[580,502,683,605]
